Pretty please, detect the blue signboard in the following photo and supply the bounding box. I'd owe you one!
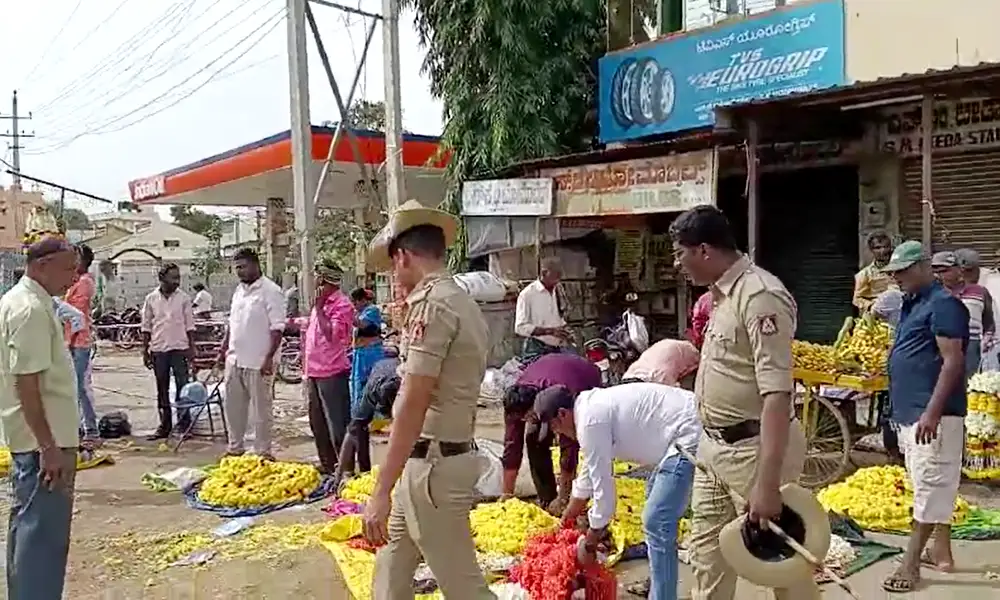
[598,0,846,143]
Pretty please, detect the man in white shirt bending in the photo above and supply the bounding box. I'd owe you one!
[514,257,571,360]
[535,382,699,600]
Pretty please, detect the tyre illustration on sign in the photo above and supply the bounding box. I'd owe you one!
[609,55,676,130]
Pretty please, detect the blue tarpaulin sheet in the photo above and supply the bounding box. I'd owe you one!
[183,475,338,518]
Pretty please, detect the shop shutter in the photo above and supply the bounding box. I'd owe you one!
[759,167,859,343]
[901,150,1000,259]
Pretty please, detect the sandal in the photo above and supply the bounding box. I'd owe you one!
[626,578,650,597]
[882,570,918,593]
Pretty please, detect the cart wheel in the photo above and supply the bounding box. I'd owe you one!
[796,394,851,489]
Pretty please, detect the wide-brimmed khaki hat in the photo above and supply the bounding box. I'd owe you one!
[367,199,458,272]
[718,483,831,588]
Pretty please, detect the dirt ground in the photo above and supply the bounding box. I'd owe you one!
[1,351,999,599]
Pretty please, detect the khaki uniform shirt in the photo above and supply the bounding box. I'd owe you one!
[695,256,797,429]
[853,261,895,312]
[0,277,80,452]
[397,270,489,443]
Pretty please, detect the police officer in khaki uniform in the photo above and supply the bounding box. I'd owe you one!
[362,200,496,599]
[669,206,818,600]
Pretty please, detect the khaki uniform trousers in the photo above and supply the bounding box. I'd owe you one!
[373,449,496,599]
[689,421,820,600]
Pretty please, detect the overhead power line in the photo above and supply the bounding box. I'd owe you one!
[21,0,85,86]
[40,0,276,134]
[26,9,286,155]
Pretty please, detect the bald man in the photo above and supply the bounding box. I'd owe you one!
[1,237,81,600]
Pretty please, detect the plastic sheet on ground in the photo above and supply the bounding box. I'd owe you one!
[816,513,902,583]
[183,475,337,518]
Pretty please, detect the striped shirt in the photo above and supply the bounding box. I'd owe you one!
[955,284,995,340]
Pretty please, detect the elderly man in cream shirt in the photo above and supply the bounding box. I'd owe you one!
[515,257,571,361]
[1,238,83,600]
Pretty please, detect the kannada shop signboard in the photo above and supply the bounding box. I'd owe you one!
[597,0,846,142]
[878,98,1000,155]
[461,178,554,216]
[538,150,716,217]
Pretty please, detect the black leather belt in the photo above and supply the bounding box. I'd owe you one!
[704,417,797,445]
[410,439,473,459]
[704,420,761,444]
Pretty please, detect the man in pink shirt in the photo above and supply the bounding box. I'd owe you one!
[64,244,99,444]
[141,263,196,440]
[622,338,701,388]
[304,258,354,473]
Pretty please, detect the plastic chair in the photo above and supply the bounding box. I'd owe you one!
[172,367,228,452]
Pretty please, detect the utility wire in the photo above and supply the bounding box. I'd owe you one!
[33,0,198,113]
[21,0,85,86]
[26,10,286,155]
[41,0,276,133]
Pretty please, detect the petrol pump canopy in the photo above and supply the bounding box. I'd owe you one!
[127,125,448,208]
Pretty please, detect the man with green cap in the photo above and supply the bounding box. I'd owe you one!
[881,240,969,593]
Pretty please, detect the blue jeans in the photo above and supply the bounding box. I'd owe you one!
[643,454,695,600]
[6,449,77,600]
[71,347,98,436]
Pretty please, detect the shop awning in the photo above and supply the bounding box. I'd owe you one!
[126,126,448,208]
[717,62,1000,122]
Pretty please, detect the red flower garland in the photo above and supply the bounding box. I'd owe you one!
[510,529,616,600]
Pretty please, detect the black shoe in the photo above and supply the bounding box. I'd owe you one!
[146,429,170,441]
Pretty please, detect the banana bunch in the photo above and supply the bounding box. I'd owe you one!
[843,314,892,375]
[792,340,839,372]
[818,465,970,531]
[197,455,321,508]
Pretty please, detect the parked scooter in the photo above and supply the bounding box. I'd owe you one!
[583,294,648,385]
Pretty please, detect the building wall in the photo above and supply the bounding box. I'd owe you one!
[844,0,1000,83]
[684,0,804,32]
[0,187,46,250]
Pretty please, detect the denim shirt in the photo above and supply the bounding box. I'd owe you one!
[888,281,969,425]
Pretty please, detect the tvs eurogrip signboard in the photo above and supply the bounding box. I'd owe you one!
[597,0,847,143]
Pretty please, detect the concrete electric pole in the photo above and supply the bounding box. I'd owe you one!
[287,0,315,302]
[0,91,35,190]
[382,0,406,212]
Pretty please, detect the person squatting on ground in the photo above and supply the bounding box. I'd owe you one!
[361,200,496,599]
[141,263,196,440]
[538,382,699,600]
[218,248,285,459]
[303,258,354,474]
[670,205,818,600]
[881,241,969,593]
[500,352,601,512]
[1,237,82,600]
[622,338,700,387]
[335,354,401,480]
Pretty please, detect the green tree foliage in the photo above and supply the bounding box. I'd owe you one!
[192,221,224,284]
[170,205,222,236]
[345,99,387,131]
[46,201,90,231]
[402,0,606,268]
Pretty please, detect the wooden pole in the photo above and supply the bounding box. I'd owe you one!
[747,119,760,261]
[921,94,933,249]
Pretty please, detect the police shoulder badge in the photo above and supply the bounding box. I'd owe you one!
[758,314,778,336]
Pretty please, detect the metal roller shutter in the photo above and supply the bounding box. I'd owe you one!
[901,150,1000,258]
[759,167,860,343]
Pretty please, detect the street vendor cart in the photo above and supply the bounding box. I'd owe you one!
[795,368,888,489]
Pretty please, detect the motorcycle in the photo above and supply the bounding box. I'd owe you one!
[583,296,648,386]
[276,320,303,384]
